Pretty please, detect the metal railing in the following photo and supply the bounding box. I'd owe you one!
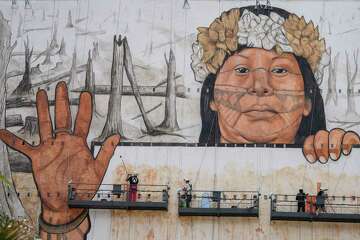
[271,194,360,215]
[178,190,259,209]
[68,183,169,203]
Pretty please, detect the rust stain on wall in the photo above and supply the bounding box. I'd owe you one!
[255,227,264,234]
[146,229,155,240]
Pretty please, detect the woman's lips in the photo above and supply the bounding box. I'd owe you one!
[242,107,278,119]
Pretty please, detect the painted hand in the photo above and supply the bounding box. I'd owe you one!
[303,129,360,164]
[0,82,120,226]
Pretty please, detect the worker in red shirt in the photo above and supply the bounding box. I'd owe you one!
[127,173,139,202]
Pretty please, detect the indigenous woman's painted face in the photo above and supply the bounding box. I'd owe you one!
[210,48,312,143]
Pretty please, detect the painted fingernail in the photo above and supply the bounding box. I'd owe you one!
[330,153,336,160]
[306,155,315,162]
[319,156,326,163]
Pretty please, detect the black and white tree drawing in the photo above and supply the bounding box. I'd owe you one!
[41,41,52,65]
[157,49,179,132]
[84,50,103,117]
[0,11,26,218]
[49,21,58,49]
[66,10,74,28]
[17,14,23,38]
[123,38,156,134]
[57,37,66,56]
[92,41,99,60]
[12,36,33,96]
[84,50,95,97]
[24,0,31,9]
[97,35,126,142]
[325,49,339,106]
[68,49,77,91]
[11,0,18,10]
[17,116,38,138]
[345,49,359,120]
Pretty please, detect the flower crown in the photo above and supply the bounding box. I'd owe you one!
[191,8,330,84]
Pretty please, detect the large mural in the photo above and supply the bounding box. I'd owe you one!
[0,0,359,239]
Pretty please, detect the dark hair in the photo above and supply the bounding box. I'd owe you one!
[198,6,326,144]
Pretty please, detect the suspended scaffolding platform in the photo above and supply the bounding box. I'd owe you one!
[68,183,169,211]
[271,194,360,223]
[178,190,259,217]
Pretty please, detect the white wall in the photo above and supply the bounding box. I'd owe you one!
[87,146,360,240]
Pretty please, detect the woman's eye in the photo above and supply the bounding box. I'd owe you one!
[271,67,288,75]
[235,67,249,74]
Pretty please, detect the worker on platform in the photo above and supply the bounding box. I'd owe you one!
[127,172,139,202]
[183,178,192,208]
[316,190,326,214]
[252,195,259,208]
[296,189,306,212]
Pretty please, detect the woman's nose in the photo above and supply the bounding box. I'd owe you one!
[247,70,273,96]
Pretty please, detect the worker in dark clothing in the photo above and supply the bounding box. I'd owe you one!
[296,189,306,212]
[252,195,259,208]
[316,190,326,215]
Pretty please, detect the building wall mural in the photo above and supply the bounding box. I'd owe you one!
[0,0,359,239]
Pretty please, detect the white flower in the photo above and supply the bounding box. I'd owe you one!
[237,9,292,53]
[191,42,210,83]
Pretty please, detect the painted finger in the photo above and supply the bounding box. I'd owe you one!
[303,135,316,163]
[95,135,120,178]
[342,131,360,156]
[74,92,92,139]
[314,130,329,164]
[55,81,72,133]
[328,128,345,161]
[36,90,53,142]
[0,129,34,157]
